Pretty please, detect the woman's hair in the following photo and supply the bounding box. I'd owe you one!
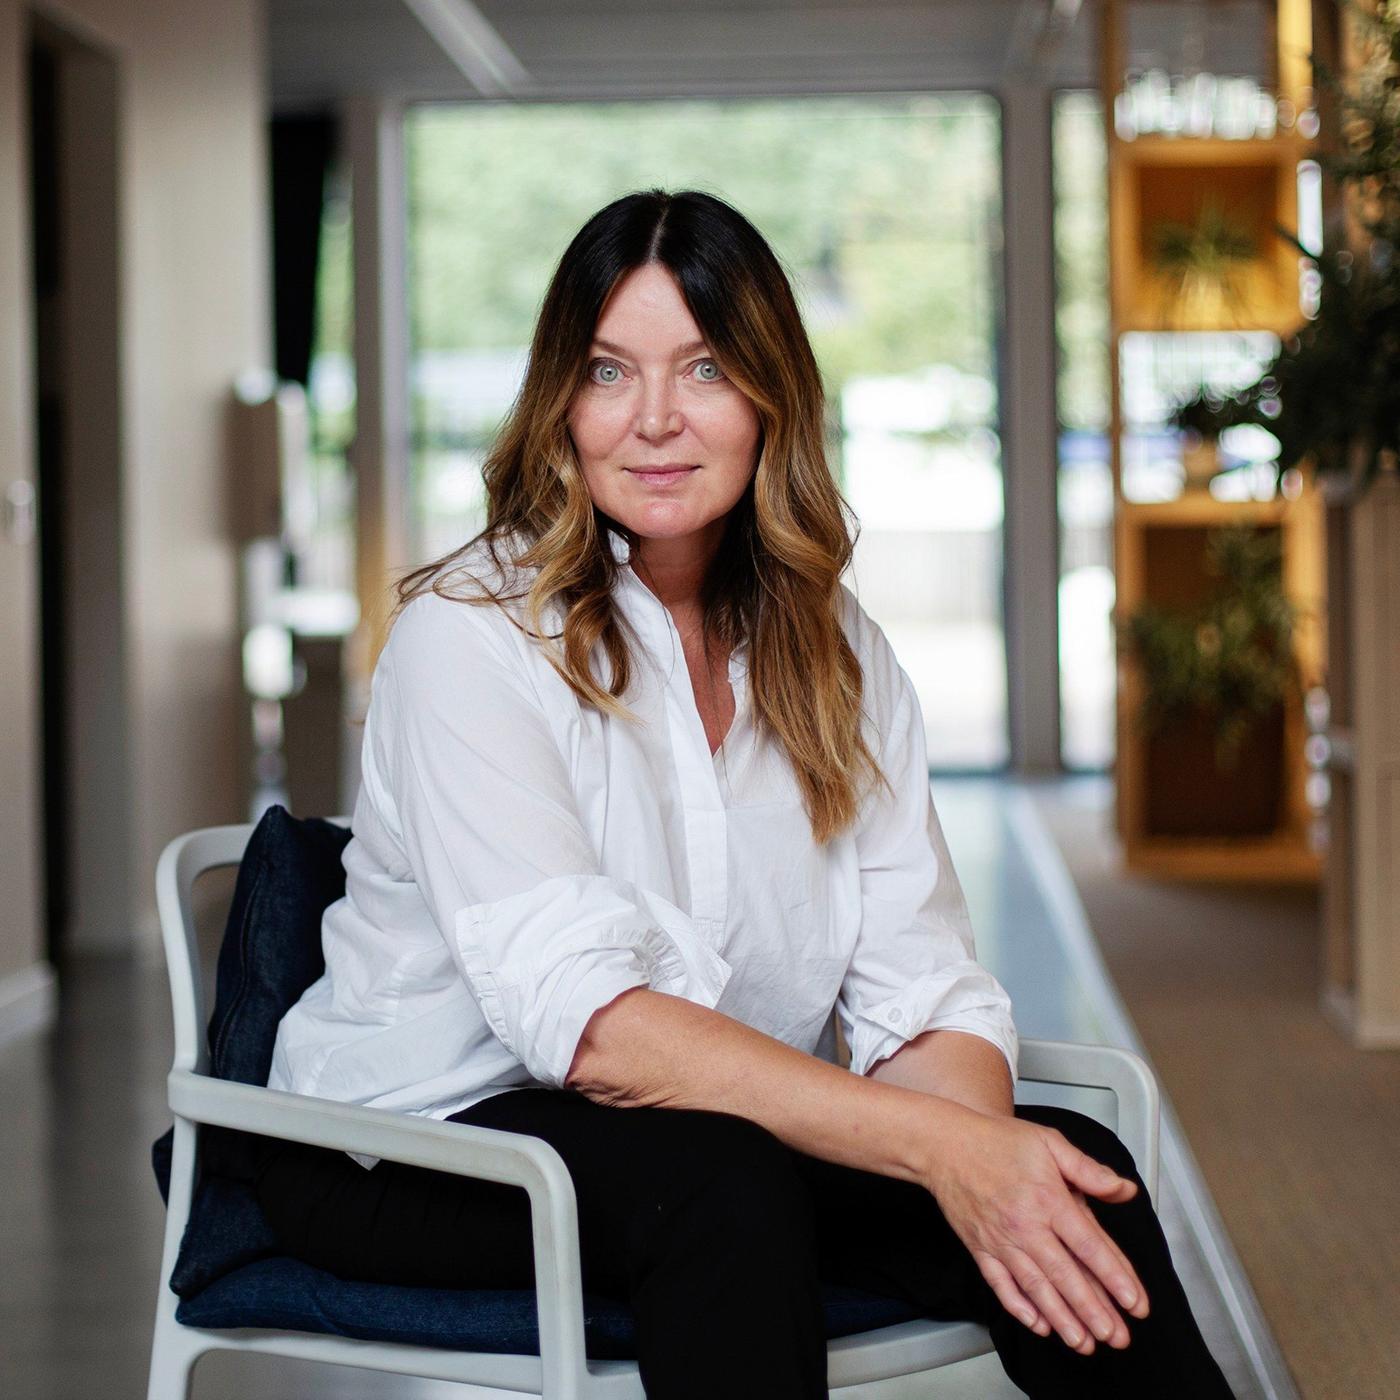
[392,187,890,843]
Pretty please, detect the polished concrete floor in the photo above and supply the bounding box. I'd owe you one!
[0,778,1281,1398]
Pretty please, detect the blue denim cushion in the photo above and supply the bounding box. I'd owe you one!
[151,804,352,1297]
[206,806,351,1089]
[174,1257,926,1359]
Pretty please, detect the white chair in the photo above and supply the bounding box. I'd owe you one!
[147,819,1160,1399]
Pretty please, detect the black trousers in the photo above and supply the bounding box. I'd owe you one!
[253,1089,1234,1399]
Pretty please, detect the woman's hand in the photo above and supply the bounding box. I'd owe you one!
[921,1106,1152,1355]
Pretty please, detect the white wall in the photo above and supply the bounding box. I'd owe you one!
[0,0,271,988]
[0,0,44,995]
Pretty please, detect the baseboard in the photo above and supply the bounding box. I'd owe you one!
[0,961,58,1051]
[1321,984,1357,1042]
[1321,983,1400,1048]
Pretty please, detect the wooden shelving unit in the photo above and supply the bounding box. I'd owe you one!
[1100,0,1327,881]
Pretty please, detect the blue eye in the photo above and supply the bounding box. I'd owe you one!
[590,360,623,385]
[695,359,725,382]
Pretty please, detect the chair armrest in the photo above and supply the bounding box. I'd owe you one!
[1015,1039,1160,1205]
[167,1070,591,1398]
[169,1070,572,1190]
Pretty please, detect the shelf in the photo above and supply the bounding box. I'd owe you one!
[1121,829,1321,884]
[1112,482,1325,879]
[1111,130,1305,335]
[1118,493,1295,525]
[1113,133,1312,166]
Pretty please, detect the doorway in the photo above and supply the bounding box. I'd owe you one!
[28,12,132,967]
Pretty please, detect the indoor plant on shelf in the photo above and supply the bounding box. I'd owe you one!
[1116,524,1309,837]
[1148,199,1260,327]
[1167,387,1257,490]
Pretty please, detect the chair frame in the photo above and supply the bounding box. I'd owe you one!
[147,820,1160,1400]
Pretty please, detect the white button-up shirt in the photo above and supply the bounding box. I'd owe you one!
[268,526,1019,1168]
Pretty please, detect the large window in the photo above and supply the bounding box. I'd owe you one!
[1053,91,1115,772]
[406,96,1007,769]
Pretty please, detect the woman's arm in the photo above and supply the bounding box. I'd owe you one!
[568,986,969,1183]
[568,987,1150,1357]
[866,1027,1015,1118]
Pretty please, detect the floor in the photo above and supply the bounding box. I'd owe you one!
[0,777,1281,1398]
[1029,774,1399,1400]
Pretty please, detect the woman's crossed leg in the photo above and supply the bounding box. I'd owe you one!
[255,1089,1232,1399]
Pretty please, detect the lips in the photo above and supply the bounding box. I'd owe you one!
[626,464,699,485]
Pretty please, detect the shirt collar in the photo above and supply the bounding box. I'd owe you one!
[606,525,632,567]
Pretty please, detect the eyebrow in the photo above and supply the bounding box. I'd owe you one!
[591,337,711,358]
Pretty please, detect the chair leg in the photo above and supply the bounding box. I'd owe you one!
[146,1304,203,1400]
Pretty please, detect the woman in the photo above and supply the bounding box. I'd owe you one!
[259,188,1233,1399]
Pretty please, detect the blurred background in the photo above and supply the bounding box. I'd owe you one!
[2,1,1398,1396]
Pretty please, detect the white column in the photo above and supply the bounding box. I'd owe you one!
[344,93,412,683]
[1330,473,1400,1045]
[998,81,1063,774]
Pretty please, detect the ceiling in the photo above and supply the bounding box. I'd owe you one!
[267,0,1103,113]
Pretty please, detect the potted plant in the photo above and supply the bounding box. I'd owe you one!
[1241,239,1400,499]
[1148,199,1260,326]
[1167,387,1256,490]
[1239,0,1400,499]
[1116,524,1309,836]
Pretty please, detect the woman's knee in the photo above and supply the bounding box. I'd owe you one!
[1016,1103,1144,1181]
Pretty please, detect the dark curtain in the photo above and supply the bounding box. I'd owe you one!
[270,113,338,387]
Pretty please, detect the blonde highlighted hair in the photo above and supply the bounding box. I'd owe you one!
[392,188,892,843]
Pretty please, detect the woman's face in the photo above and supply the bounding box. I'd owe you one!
[567,263,761,561]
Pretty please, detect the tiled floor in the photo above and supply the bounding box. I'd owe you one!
[0,777,1279,1398]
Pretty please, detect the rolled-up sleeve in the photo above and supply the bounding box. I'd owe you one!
[837,654,1019,1085]
[381,594,732,1088]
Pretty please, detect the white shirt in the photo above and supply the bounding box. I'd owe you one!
[268,525,1019,1168]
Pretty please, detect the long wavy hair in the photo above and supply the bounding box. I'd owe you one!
[392,188,891,843]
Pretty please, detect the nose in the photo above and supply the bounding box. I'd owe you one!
[635,373,683,441]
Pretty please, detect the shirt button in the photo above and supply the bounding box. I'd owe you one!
[887,1008,903,1025]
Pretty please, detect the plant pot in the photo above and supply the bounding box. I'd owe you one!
[1180,436,1220,491]
[1142,702,1287,837]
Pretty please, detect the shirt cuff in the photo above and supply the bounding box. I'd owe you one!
[453,877,733,1087]
[845,959,1020,1084]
